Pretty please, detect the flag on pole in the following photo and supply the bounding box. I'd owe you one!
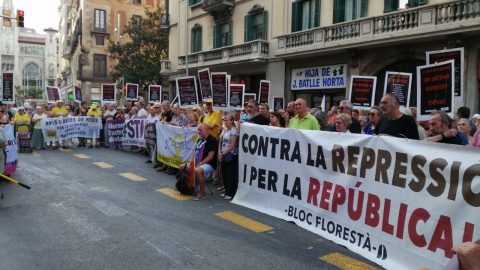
[321,95,326,112]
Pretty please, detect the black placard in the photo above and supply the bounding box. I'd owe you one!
[244,93,256,102]
[126,83,139,101]
[46,86,61,104]
[176,77,199,108]
[74,85,83,103]
[211,72,228,109]
[2,72,14,104]
[383,72,412,107]
[427,48,463,97]
[198,68,213,101]
[229,84,244,108]
[258,80,270,104]
[417,60,454,121]
[349,76,377,109]
[102,84,116,103]
[273,97,284,111]
[149,85,161,103]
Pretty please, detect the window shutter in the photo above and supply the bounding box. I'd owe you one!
[418,0,427,6]
[333,0,345,24]
[262,10,268,40]
[213,25,218,49]
[291,1,302,32]
[244,14,253,42]
[228,21,233,46]
[314,0,320,27]
[361,0,368,18]
[198,29,202,52]
[384,0,399,13]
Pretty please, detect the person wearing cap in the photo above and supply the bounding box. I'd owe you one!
[203,99,221,140]
[13,106,30,133]
[87,104,102,148]
[50,100,69,149]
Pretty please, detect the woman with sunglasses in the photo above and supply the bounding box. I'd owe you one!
[363,106,383,135]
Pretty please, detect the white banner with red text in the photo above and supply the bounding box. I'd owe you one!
[234,123,480,270]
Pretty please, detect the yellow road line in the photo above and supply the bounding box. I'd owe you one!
[215,211,273,233]
[319,253,379,270]
[156,188,193,201]
[93,162,114,168]
[74,154,90,159]
[119,173,146,181]
[32,152,40,157]
[59,148,73,152]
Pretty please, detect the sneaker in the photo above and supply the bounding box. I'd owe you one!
[62,146,69,149]
[219,193,225,197]
[145,160,152,163]
[53,146,59,149]
[224,196,232,200]
[77,144,83,147]
[88,145,93,148]
[95,145,101,148]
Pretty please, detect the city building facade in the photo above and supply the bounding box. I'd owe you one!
[165,0,480,112]
[57,0,165,105]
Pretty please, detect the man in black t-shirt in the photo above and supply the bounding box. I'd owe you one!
[423,111,464,145]
[246,100,269,125]
[375,93,419,139]
[160,101,173,123]
[179,123,218,200]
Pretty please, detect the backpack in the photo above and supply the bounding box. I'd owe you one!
[175,165,193,195]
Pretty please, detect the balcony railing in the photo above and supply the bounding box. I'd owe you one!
[178,40,269,70]
[160,60,171,74]
[277,0,480,56]
[77,69,110,80]
[202,0,234,14]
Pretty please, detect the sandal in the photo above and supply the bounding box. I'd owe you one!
[212,181,220,186]
[193,195,206,201]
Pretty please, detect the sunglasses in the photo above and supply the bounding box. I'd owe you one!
[368,113,377,116]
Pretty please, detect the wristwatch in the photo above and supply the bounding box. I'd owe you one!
[441,133,446,139]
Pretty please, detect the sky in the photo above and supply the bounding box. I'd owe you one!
[13,0,59,33]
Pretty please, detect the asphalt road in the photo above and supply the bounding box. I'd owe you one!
[0,143,383,270]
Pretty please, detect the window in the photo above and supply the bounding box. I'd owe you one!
[95,35,104,46]
[333,0,367,24]
[132,0,141,4]
[132,15,142,26]
[245,11,268,42]
[191,26,202,53]
[384,0,427,12]
[213,21,232,49]
[94,9,106,31]
[292,0,320,32]
[189,0,201,6]
[93,54,107,77]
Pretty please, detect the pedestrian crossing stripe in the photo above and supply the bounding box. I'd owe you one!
[119,173,146,181]
[59,148,73,152]
[93,162,114,168]
[74,154,90,159]
[319,253,379,270]
[32,152,40,157]
[156,188,193,201]
[215,211,273,233]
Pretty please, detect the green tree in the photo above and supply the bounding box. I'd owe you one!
[107,6,168,92]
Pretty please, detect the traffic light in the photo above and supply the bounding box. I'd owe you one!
[17,10,24,27]
[121,86,126,97]
[3,10,12,27]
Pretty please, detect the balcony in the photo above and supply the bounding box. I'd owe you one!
[160,60,171,74]
[178,40,269,70]
[160,13,170,30]
[202,0,234,14]
[76,69,111,81]
[276,0,480,58]
[91,25,108,35]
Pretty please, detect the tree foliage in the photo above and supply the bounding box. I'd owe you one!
[107,6,168,91]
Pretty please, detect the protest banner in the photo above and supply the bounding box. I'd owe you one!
[258,80,270,105]
[126,83,139,101]
[349,76,377,110]
[46,86,61,104]
[244,93,256,102]
[176,76,200,108]
[122,118,146,147]
[198,68,213,101]
[2,124,17,175]
[235,123,480,270]
[426,48,464,98]
[105,119,125,147]
[416,60,455,121]
[74,85,83,103]
[383,72,412,108]
[273,97,284,111]
[41,116,101,142]
[2,72,14,104]
[156,123,198,168]
[101,84,116,103]
[149,85,162,103]
[229,84,245,109]
[291,64,347,90]
[211,72,228,110]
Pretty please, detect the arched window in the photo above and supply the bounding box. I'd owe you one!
[22,63,43,87]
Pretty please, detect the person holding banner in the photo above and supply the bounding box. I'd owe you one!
[363,106,383,135]
[31,106,47,150]
[179,123,218,201]
[376,94,419,139]
[50,100,69,149]
[246,100,270,126]
[424,111,464,145]
[335,114,352,133]
[269,111,285,128]
[289,99,319,130]
[335,100,361,133]
[74,101,89,147]
[87,104,102,148]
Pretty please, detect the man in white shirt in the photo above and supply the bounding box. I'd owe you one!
[102,104,116,147]
[137,101,147,117]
